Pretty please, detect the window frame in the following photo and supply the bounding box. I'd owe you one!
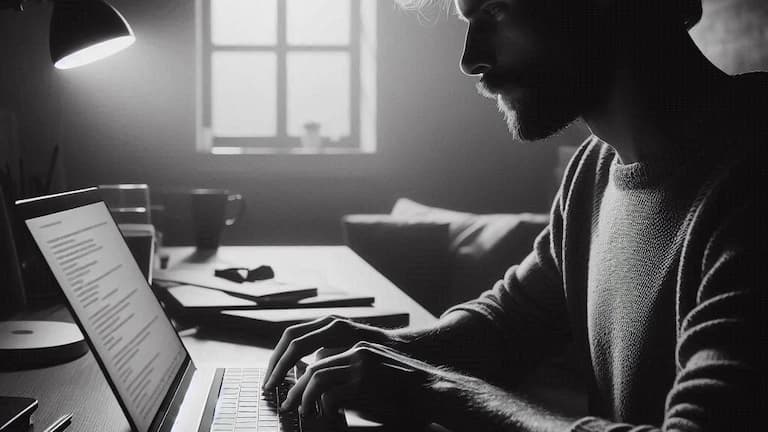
[196,0,376,156]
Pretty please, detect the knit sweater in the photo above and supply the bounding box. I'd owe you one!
[446,73,767,431]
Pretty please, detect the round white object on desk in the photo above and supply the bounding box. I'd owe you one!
[0,320,88,370]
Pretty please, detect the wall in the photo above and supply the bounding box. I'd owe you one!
[1,1,581,245]
[2,0,764,245]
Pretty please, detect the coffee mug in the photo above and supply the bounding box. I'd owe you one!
[190,189,245,250]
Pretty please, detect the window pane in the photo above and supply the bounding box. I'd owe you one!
[287,52,350,140]
[212,0,276,46]
[212,52,276,137]
[287,0,350,46]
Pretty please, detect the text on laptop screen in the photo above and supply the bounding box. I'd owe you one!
[26,202,186,432]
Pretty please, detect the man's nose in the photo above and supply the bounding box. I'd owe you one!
[460,28,495,76]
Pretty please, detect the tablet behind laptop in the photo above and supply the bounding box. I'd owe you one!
[16,188,345,432]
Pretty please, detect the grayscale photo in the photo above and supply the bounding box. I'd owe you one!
[1,0,766,431]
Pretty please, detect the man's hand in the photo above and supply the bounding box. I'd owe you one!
[263,315,404,390]
[263,314,578,431]
[280,341,442,425]
[279,340,578,431]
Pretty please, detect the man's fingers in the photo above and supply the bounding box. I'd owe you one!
[318,383,357,416]
[279,364,354,413]
[300,365,357,416]
[265,317,352,389]
[315,347,344,361]
[279,343,429,421]
[264,315,338,386]
[350,341,423,372]
[282,343,405,411]
[283,349,356,409]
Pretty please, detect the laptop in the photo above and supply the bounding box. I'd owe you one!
[16,187,347,432]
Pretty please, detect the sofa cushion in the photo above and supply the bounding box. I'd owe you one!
[341,214,451,315]
[392,198,549,305]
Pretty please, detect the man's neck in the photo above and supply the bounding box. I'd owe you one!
[582,29,732,165]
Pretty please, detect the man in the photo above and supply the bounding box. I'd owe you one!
[263,0,767,430]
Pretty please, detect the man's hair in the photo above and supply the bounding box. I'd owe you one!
[394,0,702,29]
[393,0,449,11]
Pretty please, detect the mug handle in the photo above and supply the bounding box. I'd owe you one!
[225,193,245,226]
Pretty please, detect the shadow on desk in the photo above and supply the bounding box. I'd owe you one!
[191,326,276,348]
[177,249,218,264]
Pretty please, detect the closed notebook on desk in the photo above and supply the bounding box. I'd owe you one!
[154,284,375,319]
[153,268,317,302]
[217,308,410,335]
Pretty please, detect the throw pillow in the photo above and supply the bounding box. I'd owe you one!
[392,198,549,307]
[341,214,451,315]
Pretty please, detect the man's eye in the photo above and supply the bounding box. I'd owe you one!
[483,2,508,21]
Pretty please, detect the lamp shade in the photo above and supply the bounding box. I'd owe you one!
[50,0,135,70]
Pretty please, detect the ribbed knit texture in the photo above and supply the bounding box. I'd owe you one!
[445,75,767,431]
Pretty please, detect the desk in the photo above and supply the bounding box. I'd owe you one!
[0,246,436,432]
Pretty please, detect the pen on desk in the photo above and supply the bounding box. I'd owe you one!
[42,413,72,432]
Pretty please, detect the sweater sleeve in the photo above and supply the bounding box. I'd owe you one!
[441,187,572,379]
[570,186,766,431]
[438,139,601,382]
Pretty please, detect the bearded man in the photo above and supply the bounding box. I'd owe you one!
[263,1,767,430]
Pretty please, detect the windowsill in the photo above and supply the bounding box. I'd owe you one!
[209,146,374,155]
[179,147,384,178]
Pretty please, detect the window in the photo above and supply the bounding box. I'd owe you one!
[197,0,377,155]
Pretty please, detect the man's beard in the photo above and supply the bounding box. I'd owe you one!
[477,73,585,142]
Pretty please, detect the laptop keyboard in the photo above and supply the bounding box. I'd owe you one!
[210,368,300,432]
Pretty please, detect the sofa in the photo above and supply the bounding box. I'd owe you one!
[342,198,549,316]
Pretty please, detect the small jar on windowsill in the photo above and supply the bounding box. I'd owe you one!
[301,121,323,151]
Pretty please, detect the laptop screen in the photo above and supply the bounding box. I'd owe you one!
[24,200,186,432]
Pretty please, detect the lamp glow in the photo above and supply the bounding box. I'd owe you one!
[50,0,135,70]
[54,34,135,69]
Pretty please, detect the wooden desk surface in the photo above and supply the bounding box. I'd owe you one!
[0,246,436,432]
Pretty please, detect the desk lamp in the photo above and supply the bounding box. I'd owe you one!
[0,0,134,370]
[1,0,135,69]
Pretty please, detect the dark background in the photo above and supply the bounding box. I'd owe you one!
[0,0,766,245]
